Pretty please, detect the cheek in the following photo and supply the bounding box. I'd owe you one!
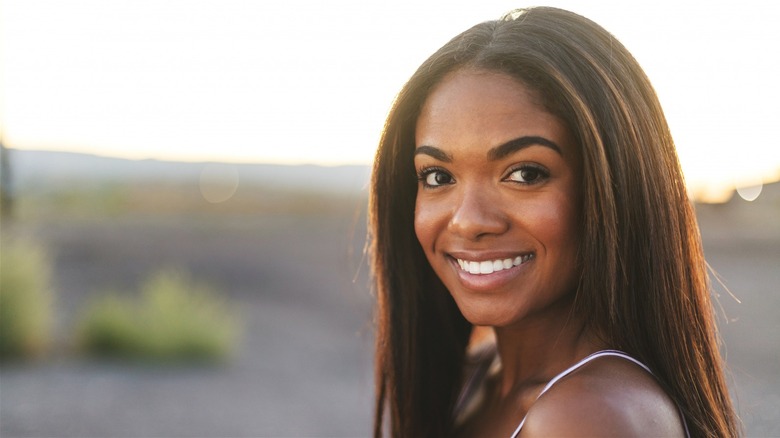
[414,196,445,251]
[541,194,581,263]
[521,193,579,253]
[413,199,433,248]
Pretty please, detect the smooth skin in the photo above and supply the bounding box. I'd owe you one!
[413,68,686,437]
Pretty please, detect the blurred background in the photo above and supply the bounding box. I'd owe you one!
[1,0,778,436]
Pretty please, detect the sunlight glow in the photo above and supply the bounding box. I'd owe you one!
[2,0,779,201]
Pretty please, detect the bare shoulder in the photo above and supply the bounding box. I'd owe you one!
[519,355,686,437]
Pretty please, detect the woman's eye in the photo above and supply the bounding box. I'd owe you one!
[422,169,453,187]
[506,166,548,184]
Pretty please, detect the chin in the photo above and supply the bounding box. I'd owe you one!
[454,299,518,328]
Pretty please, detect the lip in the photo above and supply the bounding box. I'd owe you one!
[446,250,534,292]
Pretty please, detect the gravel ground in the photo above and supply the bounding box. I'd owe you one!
[1,196,779,437]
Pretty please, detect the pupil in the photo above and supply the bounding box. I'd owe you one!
[435,173,449,184]
[521,169,538,181]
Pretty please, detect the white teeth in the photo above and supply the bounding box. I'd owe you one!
[456,254,534,275]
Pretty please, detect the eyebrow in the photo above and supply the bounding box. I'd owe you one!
[414,136,562,162]
[414,145,453,162]
[487,136,562,161]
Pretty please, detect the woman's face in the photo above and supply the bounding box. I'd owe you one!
[413,69,582,328]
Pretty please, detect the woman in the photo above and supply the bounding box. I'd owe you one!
[369,6,739,438]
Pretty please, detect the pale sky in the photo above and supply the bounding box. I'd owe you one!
[2,0,779,201]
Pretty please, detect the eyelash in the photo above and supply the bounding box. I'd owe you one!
[416,164,550,188]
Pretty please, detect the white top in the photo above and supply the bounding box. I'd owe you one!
[509,349,690,438]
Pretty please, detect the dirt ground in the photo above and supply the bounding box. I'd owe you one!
[1,196,778,437]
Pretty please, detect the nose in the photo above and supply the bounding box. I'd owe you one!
[448,185,509,240]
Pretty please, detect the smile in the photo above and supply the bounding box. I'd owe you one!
[456,254,535,275]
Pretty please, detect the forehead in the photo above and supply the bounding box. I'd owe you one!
[422,69,545,115]
[415,69,571,154]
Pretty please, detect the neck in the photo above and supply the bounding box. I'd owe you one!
[492,301,604,399]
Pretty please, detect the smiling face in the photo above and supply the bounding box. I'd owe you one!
[413,69,582,328]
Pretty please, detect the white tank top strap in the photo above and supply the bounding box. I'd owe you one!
[508,350,690,438]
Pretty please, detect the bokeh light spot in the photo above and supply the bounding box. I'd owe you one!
[199,164,239,203]
[736,183,763,202]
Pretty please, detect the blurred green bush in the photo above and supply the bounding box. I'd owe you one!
[0,238,54,360]
[76,269,239,363]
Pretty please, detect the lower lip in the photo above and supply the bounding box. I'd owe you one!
[449,257,532,292]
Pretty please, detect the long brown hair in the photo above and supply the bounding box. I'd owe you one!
[370,7,738,437]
